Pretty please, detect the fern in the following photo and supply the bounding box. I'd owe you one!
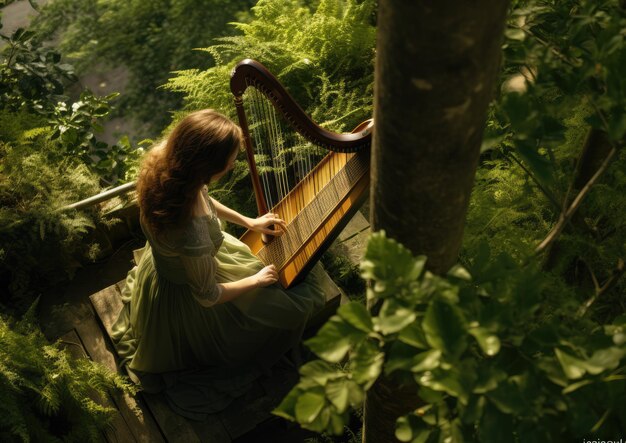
[464,100,626,327]
[162,0,376,218]
[0,123,102,308]
[0,303,136,442]
[165,0,375,131]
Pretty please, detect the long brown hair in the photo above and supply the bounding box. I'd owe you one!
[137,109,242,234]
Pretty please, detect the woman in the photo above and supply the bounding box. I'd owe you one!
[111,109,326,420]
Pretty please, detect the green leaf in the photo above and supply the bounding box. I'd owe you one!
[515,140,554,184]
[299,360,343,386]
[418,386,444,403]
[273,387,301,421]
[447,264,471,281]
[423,300,467,359]
[351,340,384,389]
[398,321,428,349]
[361,231,426,298]
[555,349,586,379]
[480,135,504,153]
[295,391,325,424]
[536,357,568,387]
[325,380,349,413]
[585,347,625,374]
[446,418,464,443]
[306,405,331,433]
[395,415,430,443]
[473,366,507,394]
[411,350,441,373]
[417,368,467,401]
[386,341,420,375]
[469,327,501,356]
[305,316,366,363]
[395,416,413,442]
[377,298,417,335]
[505,28,526,41]
[461,395,485,424]
[337,301,373,333]
[487,380,526,414]
[562,379,593,394]
[346,379,364,407]
[329,413,345,435]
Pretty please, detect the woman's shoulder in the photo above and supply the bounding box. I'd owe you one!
[141,216,215,256]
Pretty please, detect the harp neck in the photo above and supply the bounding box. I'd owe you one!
[230,59,372,153]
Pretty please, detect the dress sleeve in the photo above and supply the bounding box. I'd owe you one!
[141,216,222,306]
[179,253,223,307]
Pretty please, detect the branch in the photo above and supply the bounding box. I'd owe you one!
[514,25,580,68]
[577,258,625,318]
[505,151,561,210]
[561,128,594,214]
[535,146,617,254]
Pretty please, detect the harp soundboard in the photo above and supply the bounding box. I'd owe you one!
[231,59,372,288]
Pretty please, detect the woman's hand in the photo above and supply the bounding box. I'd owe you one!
[254,264,279,287]
[248,213,287,236]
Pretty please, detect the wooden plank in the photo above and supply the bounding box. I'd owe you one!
[189,417,231,443]
[91,271,340,443]
[306,265,341,331]
[218,381,272,439]
[90,283,125,334]
[89,283,202,443]
[58,329,136,443]
[141,393,201,443]
[75,314,166,443]
[219,365,299,440]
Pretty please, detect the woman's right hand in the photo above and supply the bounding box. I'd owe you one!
[254,264,278,287]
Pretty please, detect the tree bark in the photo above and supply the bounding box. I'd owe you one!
[363,2,509,442]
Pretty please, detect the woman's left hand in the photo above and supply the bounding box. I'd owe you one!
[248,213,287,236]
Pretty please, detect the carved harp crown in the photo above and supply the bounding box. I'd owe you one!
[230,59,372,288]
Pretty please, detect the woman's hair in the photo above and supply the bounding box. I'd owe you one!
[137,109,242,234]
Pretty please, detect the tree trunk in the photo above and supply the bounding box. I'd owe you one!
[363,2,509,442]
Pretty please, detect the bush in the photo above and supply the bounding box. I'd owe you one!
[0,302,136,443]
[0,28,141,308]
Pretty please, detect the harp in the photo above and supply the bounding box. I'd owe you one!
[231,59,372,288]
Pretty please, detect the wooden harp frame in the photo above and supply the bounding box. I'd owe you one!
[230,59,372,288]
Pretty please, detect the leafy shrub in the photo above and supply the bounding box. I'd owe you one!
[0,29,141,307]
[163,0,376,217]
[0,302,136,442]
[0,28,76,113]
[1,28,142,185]
[165,0,376,132]
[0,113,101,307]
[275,1,626,440]
[31,0,256,130]
[276,232,626,440]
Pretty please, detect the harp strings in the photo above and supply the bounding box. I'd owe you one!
[244,85,325,221]
[241,82,364,269]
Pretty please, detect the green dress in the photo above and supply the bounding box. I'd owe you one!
[111,194,326,420]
